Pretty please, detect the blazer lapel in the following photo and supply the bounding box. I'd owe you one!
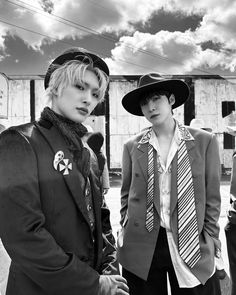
[137,142,161,216]
[36,123,91,226]
[137,143,148,181]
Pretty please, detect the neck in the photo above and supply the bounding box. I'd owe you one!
[152,117,176,138]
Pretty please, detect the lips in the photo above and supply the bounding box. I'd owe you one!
[76,107,88,115]
[150,114,159,119]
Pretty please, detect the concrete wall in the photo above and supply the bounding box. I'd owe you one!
[195,78,236,169]
[0,75,236,170]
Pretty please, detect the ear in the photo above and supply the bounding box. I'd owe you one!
[169,94,175,106]
[51,92,59,109]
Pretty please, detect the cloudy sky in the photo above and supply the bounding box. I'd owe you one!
[0,0,236,77]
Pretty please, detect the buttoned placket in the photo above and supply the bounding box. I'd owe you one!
[84,177,95,232]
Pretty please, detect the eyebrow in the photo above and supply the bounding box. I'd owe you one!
[78,80,99,91]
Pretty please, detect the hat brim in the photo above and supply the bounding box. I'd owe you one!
[44,49,109,89]
[122,79,190,116]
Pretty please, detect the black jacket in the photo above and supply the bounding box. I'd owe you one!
[0,121,118,295]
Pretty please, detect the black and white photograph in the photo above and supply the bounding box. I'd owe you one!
[0,1,236,294]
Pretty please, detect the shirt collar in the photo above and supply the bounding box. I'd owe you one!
[177,120,194,142]
[139,120,194,145]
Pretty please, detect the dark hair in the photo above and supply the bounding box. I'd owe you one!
[139,90,171,106]
[87,132,104,153]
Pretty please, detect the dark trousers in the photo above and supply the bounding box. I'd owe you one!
[225,222,236,295]
[123,227,221,295]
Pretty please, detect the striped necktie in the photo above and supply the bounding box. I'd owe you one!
[177,137,201,268]
[146,143,155,232]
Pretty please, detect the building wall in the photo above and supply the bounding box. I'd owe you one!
[0,79,31,128]
[195,78,236,170]
[0,75,236,170]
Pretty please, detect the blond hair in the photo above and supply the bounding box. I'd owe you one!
[46,59,109,102]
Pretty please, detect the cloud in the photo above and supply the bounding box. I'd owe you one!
[105,30,205,74]
[0,0,236,74]
[196,4,236,49]
[0,25,8,49]
[103,0,236,74]
[0,0,50,50]
[162,0,232,16]
[39,0,54,13]
[105,29,236,75]
[0,0,191,49]
[33,0,172,41]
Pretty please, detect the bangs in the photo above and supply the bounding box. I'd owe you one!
[46,60,109,101]
[140,90,171,106]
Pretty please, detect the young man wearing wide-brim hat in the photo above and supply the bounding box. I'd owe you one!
[0,48,129,295]
[117,73,222,294]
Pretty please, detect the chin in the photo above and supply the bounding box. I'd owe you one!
[74,118,85,124]
[75,116,87,124]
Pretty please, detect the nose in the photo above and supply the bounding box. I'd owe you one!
[147,100,156,112]
[82,90,93,105]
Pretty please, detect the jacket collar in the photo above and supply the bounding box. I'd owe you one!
[138,120,194,146]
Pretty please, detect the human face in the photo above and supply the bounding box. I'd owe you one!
[140,94,175,127]
[51,69,101,123]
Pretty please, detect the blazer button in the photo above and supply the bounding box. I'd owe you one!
[134,221,139,226]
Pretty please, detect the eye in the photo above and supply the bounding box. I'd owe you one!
[93,92,100,99]
[151,95,161,102]
[75,84,84,91]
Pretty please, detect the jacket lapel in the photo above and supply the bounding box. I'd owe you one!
[137,143,148,181]
[137,140,161,216]
[36,123,91,226]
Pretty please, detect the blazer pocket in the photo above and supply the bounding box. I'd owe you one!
[201,228,215,253]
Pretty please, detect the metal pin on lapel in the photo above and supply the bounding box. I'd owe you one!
[53,150,72,175]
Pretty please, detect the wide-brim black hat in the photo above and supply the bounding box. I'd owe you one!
[122,73,190,116]
[44,47,109,89]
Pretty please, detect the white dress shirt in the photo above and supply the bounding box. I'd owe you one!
[149,126,201,288]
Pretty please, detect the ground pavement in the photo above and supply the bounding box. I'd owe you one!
[0,176,232,295]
